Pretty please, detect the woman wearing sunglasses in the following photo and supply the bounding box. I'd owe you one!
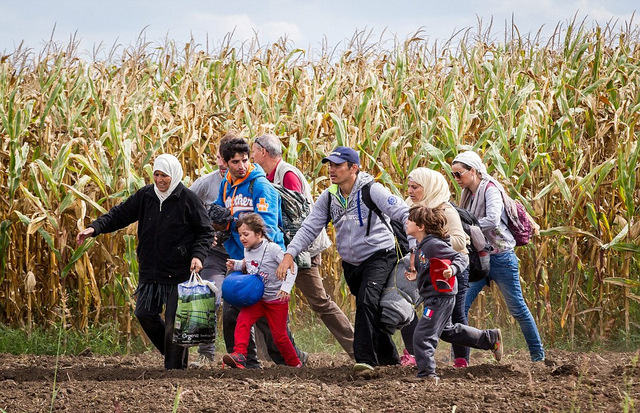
[403,167,472,368]
[451,151,545,362]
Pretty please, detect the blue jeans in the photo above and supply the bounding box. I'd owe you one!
[464,250,545,361]
[451,266,470,361]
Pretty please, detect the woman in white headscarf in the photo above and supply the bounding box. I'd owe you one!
[77,154,214,369]
[451,151,545,362]
[399,168,472,368]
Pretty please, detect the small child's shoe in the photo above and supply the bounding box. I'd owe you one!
[400,349,417,367]
[222,352,247,369]
[453,357,468,368]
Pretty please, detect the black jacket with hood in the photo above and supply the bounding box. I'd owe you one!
[89,183,213,284]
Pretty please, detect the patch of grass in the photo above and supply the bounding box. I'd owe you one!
[0,324,148,355]
[3,313,637,358]
[290,314,345,354]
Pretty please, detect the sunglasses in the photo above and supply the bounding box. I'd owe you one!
[452,169,470,179]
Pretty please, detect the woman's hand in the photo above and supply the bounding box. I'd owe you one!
[76,227,95,245]
[276,290,290,301]
[190,257,203,273]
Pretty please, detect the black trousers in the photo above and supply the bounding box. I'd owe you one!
[342,248,400,366]
[134,285,188,370]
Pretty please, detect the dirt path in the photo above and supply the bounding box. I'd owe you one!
[1,349,638,412]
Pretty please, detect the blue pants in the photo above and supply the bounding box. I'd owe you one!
[451,266,470,361]
[465,250,545,361]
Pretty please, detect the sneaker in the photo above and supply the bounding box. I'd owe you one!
[426,375,440,385]
[400,349,417,367]
[353,362,375,372]
[191,353,215,368]
[531,352,545,362]
[492,329,503,362]
[299,351,309,367]
[222,352,247,369]
[453,357,468,368]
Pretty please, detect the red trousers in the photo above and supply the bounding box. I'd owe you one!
[234,299,301,367]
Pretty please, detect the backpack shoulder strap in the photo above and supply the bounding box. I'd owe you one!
[325,190,333,226]
[361,181,392,235]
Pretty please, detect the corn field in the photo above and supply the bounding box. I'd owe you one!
[1,19,639,348]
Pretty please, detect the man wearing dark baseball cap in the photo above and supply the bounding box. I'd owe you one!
[278,145,409,373]
[321,146,360,165]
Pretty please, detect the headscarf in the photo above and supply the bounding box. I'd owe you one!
[405,167,451,208]
[452,151,488,178]
[452,151,505,213]
[153,154,183,208]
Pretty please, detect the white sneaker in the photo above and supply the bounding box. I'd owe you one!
[191,354,214,368]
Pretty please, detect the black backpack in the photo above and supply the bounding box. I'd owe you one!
[450,202,492,282]
[326,181,410,257]
[249,179,311,246]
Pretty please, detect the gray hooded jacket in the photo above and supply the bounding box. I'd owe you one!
[285,172,409,266]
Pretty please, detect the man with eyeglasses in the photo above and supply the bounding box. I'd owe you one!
[252,134,355,359]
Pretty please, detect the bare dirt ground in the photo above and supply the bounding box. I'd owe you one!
[1,348,638,412]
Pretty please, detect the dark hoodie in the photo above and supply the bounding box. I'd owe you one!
[414,234,467,300]
[89,183,213,284]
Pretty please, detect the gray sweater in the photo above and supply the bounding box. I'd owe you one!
[286,172,409,265]
[190,170,226,255]
[231,240,297,301]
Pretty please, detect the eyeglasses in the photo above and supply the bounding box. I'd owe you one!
[452,169,470,179]
[254,139,266,150]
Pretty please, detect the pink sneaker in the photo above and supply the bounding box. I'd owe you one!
[400,349,417,367]
[453,357,468,368]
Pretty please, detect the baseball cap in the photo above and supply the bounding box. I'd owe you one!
[321,146,360,165]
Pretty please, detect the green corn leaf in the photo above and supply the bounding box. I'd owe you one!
[62,184,108,214]
[60,239,96,278]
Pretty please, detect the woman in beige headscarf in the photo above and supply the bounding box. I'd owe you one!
[400,167,472,368]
